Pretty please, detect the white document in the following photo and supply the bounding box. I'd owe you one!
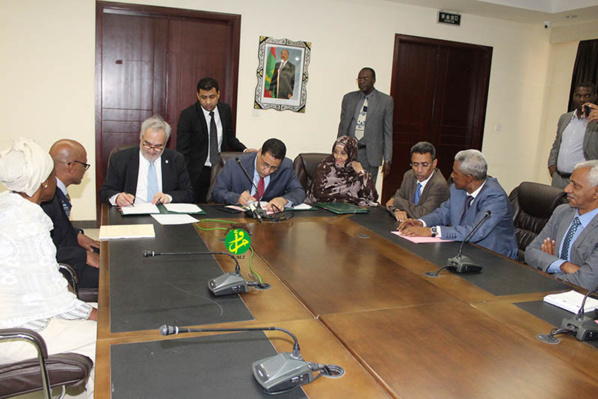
[120,203,160,215]
[151,214,198,225]
[164,203,203,214]
[99,224,155,240]
[543,290,598,314]
[291,203,315,210]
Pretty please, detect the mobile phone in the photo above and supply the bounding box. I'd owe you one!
[584,104,592,118]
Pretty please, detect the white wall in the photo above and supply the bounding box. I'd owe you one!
[0,0,585,220]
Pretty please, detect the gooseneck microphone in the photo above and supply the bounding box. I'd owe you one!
[235,157,267,222]
[143,250,270,295]
[159,324,344,394]
[425,210,491,277]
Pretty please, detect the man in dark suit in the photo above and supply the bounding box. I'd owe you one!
[177,77,254,203]
[399,149,518,259]
[525,160,598,289]
[41,139,100,288]
[386,142,449,222]
[210,138,305,211]
[269,49,295,99]
[338,67,393,184]
[100,115,194,206]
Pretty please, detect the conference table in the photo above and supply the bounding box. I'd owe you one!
[95,204,598,398]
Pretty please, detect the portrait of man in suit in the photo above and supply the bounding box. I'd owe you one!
[269,49,296,100]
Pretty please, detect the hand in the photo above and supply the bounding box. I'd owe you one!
[78,233,100,251]
[88,308,98,321]
[385,198,395,210]
[86,251,100,269]
[400,226,432,237]
[352,161,365,175]
[151,192,171,205]
[238,190,254,207]
[116,193,135,207]
[287,93,292,99]
[394,210,408,222]
[548,165,557,177]
[540,238,555,255]
[398,218,423,232]
[265,197,287,212]
[382,161,392,178]
[560,262,581,274]
[582,103,598,122]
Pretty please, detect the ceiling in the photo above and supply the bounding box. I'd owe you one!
[384,0,598,27]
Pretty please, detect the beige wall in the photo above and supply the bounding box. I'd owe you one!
[0,0,588,221]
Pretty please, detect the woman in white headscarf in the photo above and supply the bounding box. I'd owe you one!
[0,138,97,398]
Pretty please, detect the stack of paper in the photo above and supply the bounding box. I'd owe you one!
[543,290,598,314]
[120,203,160,215]
[99,224,156,240]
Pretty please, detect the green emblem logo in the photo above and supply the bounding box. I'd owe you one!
[225,229,251,255]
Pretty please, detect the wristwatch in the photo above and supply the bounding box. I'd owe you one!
[430,226,438,237]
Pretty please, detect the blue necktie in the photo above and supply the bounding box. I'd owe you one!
[414,183,422,205]
[561,217,581,260]
[147,161,158,203]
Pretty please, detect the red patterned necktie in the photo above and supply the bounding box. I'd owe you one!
[254,177,265,200]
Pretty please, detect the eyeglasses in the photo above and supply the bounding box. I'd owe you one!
[410,162,431,168]
[142,141,165,151]
[69,160,91,170]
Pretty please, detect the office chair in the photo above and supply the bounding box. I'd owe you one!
[292,153,329,190]
[206,151,245,203]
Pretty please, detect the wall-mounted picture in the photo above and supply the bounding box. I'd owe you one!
[255,36,311,112]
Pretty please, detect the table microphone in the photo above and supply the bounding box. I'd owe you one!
[159,324,344,394]
[235,157,266,222]
[425,210,491,277]
[143,250,270,296]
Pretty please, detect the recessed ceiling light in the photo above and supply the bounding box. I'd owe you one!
[566,15,578,19]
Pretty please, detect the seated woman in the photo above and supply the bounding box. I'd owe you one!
[305,136,378,206]
[0,138,97,398]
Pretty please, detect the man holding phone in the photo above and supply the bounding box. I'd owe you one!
[547,81,598,189]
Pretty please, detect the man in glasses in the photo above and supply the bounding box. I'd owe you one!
[41,139,100,288]
[385,142,449,222]
[100,115,194,206]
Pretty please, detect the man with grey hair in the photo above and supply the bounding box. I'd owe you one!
[100,115,194,206]
[525,160,598,289]
[398,149,518,259]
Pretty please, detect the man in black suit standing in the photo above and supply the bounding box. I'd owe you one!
[269,49,296,99]
[41,139,100,288]
[177,77,255,203]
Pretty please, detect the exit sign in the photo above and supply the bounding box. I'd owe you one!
[438,11,461,26]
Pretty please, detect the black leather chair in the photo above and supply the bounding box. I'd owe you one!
[206,152,245,203]
[509,181,568,261]
[58,263,98,303]
[0,328,92,399]
[292,153,329,191]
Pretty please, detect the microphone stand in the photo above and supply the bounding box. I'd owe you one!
[143,250,270,296]
[159,324,344,394]
[235,157,267,223]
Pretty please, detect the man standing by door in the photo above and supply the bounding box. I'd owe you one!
[338,67,393,184]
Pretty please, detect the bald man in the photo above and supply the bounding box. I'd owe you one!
[41,139,100,289]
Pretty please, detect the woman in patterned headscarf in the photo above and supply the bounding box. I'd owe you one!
[305,136,378,206]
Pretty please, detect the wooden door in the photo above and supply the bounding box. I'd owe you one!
[383,35,492,201]
[95,2,240,221]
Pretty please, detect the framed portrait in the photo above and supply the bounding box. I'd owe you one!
[255,36,311,112]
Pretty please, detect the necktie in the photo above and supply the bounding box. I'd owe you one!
[147,161,158,203]
[459,195,474,224]
[561,217,581,260]
[354,98,368,140]
[209,111,220,166]
[254,177,265,200]
[414,183,422,205]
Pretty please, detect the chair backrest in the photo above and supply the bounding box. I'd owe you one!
[107,144,136,173]
[509,181,568,261]
[206,151,245,203]
[292,153,329,190]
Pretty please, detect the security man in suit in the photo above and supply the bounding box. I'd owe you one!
[525,160,598,289]
[177,77,255,203]
[338,67,394,184]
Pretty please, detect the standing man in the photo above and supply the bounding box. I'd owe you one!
[338,67,393,184]
[525,160,598,290]
[269,49,296,99]
[385,142,449,222]
[41,139,100,289]
[548,82,598,189]
[398,150,518,259]
[177,77,254,203]
[100,115,194,206]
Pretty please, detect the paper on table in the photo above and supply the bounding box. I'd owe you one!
[120,203,160,215]
[151,214,199,225]
[99,224,155,240]
[163,203,203,213]
[391,231,453,243]
[291,203,316,210]
[543,290,598,314]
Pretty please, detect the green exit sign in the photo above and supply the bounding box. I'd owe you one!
[438,11,461,26]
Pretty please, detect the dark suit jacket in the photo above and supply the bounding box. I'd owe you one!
[99,147,194,203]
[525,204,598,290]
[210,152,305,205]
[421,177,518,259]
[390,169,449,219]
[270,61,295,99]
[177,102,247,189]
